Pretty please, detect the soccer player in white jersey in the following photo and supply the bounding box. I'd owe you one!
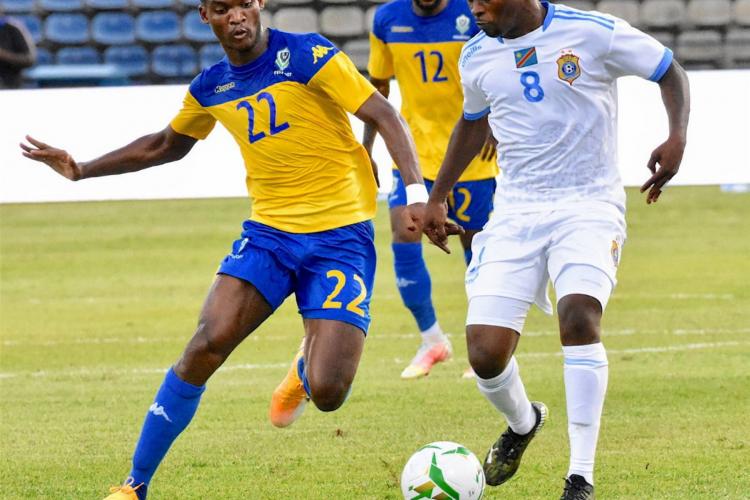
[422,0,690,498]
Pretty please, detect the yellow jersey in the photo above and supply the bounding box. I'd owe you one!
[368,0,498,181]
[171,29,378,233]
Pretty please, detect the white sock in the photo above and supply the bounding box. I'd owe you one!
[421,322,446,345]
[476,357,535,435]
[563,343,609,486]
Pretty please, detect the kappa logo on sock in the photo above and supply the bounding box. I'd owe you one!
[149,402,172,423]
[396,277,418,288]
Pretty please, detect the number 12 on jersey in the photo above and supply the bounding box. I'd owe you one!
[414,50,448,83]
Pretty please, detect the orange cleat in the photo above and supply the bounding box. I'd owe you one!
[104,478,143,500]
[400,340,453,379]
[269,347,309,428]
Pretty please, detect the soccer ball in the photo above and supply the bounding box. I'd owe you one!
[401,441,485,500]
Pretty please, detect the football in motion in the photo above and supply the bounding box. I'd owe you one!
[401,441,485,500]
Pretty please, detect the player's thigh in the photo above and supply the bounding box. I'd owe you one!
[388,169,422,243]
[303,318,365,390]
[296,221,376,335]
[446,178,496,233]
[547,207,626,311]
[217,220,298,312]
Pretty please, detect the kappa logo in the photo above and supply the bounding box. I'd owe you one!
[214,82,235,94]
[311,45,333,64]
[396,277,418,288]
[230,238,249,259]
[275,47,291,74]
[391,25,414,33]
[149,402,172,423]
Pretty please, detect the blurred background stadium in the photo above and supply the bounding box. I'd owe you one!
[1,0,749,87]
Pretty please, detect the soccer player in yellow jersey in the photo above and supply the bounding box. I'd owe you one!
[364,0,499,379]
[19,0,429,497]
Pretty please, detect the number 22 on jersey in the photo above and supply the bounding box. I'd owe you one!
[236,92,290,144]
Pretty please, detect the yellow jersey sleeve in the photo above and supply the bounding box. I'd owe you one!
[170,91,217,140]
[367,32,394,80]
[308,51,377,114]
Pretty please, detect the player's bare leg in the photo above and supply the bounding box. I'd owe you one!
[391,205,452,379]
[106,275,273,500]
[459,229,480,379]
[468,324,547,486]
[269,319,364,427]
[558,293,606,500]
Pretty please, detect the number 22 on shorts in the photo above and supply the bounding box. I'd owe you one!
[322,270,367,317]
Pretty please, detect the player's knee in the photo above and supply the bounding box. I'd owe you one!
[309,379,349,412]
[558,299,601,345]
[467,342,510,380]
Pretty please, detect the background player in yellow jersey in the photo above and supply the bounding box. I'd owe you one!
[364,0,498,379]
[19,0,428,497]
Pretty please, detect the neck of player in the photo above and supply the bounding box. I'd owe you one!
[225,26,270,67]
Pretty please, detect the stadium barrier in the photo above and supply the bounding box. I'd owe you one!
[1,69,748,203]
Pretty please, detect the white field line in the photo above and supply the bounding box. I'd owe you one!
[1,341,748,381]
[2,327,749,348]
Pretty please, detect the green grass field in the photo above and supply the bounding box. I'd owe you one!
[1,186,749,499]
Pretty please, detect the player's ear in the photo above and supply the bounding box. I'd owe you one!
[198,3,209,23]
[258,0,265,10]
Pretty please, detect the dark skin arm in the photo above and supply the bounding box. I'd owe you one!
[19,126,198,181]
[640,60,690,204]
[355,90,425,232]
[423,114,490,252]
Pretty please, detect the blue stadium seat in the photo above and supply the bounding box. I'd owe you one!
[92,13,136,45]
[136,11,181,43]
[39,0,83,11]
[104,44,149,76]
[183,11,215,43]
[132,0,174,9]
[14,14,42,44]
[1,0,35,14]
[44,13,90,44]
[152,44,197,77]
[178,0,199,7]
[86,0,128,9]
[35,47,53,65]
[56,46,101,64]
[199,43,224,68]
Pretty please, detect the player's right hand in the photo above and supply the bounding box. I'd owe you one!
[422,200,464,254]
[20,135,82,181]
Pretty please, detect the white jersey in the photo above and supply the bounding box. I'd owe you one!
[459,1,672,215]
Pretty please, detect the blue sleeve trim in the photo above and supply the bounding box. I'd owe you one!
[649,47,673,82]
[464,107,490,120]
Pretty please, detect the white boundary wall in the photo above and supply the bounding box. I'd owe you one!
[1,70,748,204]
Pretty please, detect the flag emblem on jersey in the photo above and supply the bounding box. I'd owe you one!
[514,47,538,68]
[557,51,581,85]
[611,239,620,267]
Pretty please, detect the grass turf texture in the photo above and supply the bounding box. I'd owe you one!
[1,186,748,499]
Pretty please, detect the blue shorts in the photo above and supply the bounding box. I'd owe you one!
[218,220,376,333]
[388,170,496,230]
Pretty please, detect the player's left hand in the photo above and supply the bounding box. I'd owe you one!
[640,136,685,204]
[402,202,426,235]
[422,200,464,254]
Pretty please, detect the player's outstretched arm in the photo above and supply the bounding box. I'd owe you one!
[423,115,489,252]
[640,60,690,204]
[19,126,198,181]
[360,77,391,186]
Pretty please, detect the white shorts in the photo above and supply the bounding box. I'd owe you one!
[465,202,626,327]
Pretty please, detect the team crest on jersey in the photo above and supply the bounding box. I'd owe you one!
[274,47,292,76]
[456,15,470,35]
[557,50,581,85]
[312,45,333,64]
[611,239,620,267]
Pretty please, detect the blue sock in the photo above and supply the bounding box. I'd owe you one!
[392,242,436,332]
[129,368,205,497]
[297,355,311,398]
[464,248,473,266]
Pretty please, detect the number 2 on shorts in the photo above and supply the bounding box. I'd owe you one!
[322,270,367,317]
